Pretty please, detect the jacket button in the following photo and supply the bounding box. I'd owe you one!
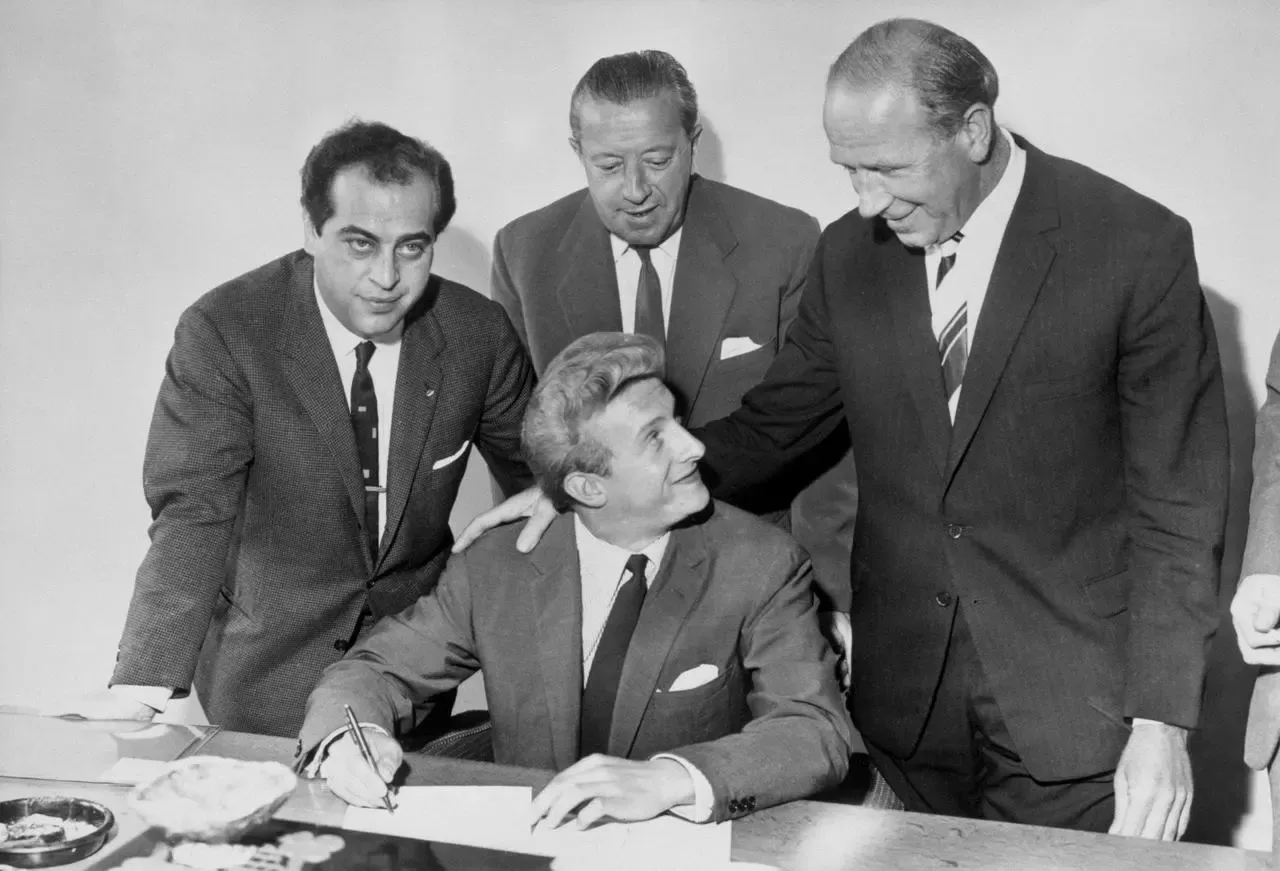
[946,523,964,540]
[935,591,955,607]
[333,639,350,652]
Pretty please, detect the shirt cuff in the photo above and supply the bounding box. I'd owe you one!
[651,753,713,823]
[1130,717,1166,728]
[307,723,391,778]
[108,684,173,713]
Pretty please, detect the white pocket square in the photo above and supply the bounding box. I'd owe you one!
[719,336,764,360]
[431,439,471,470]
[666,663,720,692]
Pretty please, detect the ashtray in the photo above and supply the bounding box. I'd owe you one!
[129,756,297,844]
[0,796,115,868]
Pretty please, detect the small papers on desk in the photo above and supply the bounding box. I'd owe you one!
[343,785,731,868]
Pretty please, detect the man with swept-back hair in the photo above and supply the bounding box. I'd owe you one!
[82,119,534,737]
[300,331,852,825]
[490,48,858,625]
[464,18,1228,839]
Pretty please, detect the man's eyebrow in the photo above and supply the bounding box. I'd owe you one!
[337,226,434,245]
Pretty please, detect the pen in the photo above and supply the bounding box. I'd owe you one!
[343,703,396,813]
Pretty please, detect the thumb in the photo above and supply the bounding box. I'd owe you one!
[516,499,556,553]
[1254,601,1280,633]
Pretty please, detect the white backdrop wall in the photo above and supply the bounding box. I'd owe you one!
[2,0,1276,850]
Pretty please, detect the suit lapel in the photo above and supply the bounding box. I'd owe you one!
[608,523,706,757]
[882,235,951,477]
[529,516,585,770]
[946,143,1060,482]
[278,260,367,560]
[379,284,445,566]
[665,177,738,416]
[554,195,624,339]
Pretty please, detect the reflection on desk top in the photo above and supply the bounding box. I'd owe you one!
[0,727,1269,871]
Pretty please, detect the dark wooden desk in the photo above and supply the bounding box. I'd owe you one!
[0,729,1269,870]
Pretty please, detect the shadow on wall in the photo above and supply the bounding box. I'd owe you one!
[695,114,726,184]
[1184,287,1259,845]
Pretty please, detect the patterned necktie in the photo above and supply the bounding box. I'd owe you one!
[633,247,665,350]
[935,235,966,409]
[580,553,650,757]
[351,341,380,560]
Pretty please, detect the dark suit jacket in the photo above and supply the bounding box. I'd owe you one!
[1244,333,1280,771]
[698,136,1229,781]
[490,175,858,606]
[298,502,853,822]
[490,175,818,429]
[111,250,534,738]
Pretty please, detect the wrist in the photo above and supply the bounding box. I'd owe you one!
[650,757,695,809]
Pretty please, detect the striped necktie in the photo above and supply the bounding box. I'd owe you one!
[935,233,966,409]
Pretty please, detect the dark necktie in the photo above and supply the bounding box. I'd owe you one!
[935,235,966,408]
[580,553,649,757]
[351,341,380,561]
[633,247,665,350]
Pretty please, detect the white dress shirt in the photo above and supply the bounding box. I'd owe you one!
[314,281,402,541]
[110,286,403,712]
[924,126,1026,422]
[611,228,683,333]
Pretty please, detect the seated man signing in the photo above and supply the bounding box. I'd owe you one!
[297,332,852,825]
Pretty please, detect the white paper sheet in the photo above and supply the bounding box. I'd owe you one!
[343,785,732,867]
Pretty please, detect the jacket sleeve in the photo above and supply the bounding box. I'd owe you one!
[667,551,854,821]
[1117,214,1229,727]
[110,305,254,692]
[298,548,481,757]
[489,227,531,351]
[696,230,848,504]
[473,305,536,497]
[1242,331,1280,578]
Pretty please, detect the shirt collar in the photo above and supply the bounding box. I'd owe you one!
[935,126,1026,256]
[313,277,403,358]
[573,513,670,582]
[610,226,684,266]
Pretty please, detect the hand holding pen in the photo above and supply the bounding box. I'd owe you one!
[322,704,402,811]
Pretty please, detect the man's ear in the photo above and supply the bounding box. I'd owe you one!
[957,102,995,164]
[689,124,703,156]
[563,471,606,509]
[302,209,320,256]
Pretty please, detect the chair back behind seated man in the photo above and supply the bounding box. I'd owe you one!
[298,331,853,826]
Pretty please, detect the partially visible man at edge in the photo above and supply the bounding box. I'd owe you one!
[490,49,858,619]
[300,332,852,826]
[80,121,534,737]
[458,19,1228,839]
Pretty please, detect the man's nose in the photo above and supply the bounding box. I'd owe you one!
[678,426,705,463]
[622,164,649,203]
[370,249,398,289]
[852,171,892,218]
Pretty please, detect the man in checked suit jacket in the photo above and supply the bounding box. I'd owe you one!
[94,121,534,737]
[490,50,857,613]
[301,333,851,826]
[1230,331,1280,855]
[460,19,1229,837]
[694,20,1229,837]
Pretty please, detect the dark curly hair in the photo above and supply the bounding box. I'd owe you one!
[300,120,457,236]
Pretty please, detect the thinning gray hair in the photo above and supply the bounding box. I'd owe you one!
[569,50,699,149]
[829,18,999,137]
[522,332,665,512]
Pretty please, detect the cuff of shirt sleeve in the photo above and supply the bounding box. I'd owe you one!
[308,723,390,778]
[651,753,713,823]
[1129,717,1166,728]
[108,684,173,713]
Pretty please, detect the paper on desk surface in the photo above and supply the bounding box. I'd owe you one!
[343,785,731,866]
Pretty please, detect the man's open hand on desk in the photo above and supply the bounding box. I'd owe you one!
[454,486,558,553]
[58,688,158,721]
[1108,721,1192,841]
[322,729,403,808]
[530,756,694,830]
